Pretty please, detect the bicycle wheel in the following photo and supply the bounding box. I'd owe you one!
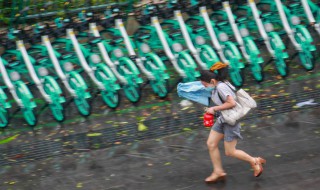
[298,50,315,71]
[101,90,121,109]
[16,81,37,126]
[95,65,121,109]
[295,31,315,71]
[123,84,141,103]
[144,54,169,98]
[0,107,9,127]
[274,57,288,77]
[150,79,169,98]
[229,67,244,87]
[0,88,10,127]
[199,45,220,68]
[43,76,65,122]
[178,52,200,82]
[251,64,264,82]
[68,73,91,116]
[23,108,38,126]
[224,51,244,87]
[74,96,91,116]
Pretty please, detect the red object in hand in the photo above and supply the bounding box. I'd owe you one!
[203,113,214,127]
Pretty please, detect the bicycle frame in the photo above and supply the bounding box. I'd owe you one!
[223,1,264,82]
[174,10,210,69]
[94,23,144,103]
[132,28,171,98]
[274,0,316,70]
[89,23,127,85]
[198,6,244,86]
[0,56,37,126]
[151,16,200,82]
[115,19,155,80]
[0,65,11,127]
[17,40,66,122]
[41,35,92,116]
[67,29,121,108]
[301,0,320,35]
[248,0,289,77]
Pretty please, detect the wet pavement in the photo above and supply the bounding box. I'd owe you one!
[0,29,320,190]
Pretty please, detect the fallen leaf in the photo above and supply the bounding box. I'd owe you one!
[86,133,102,137]
[0,134,19,144]
[76,183,83,188]
[138,122,148,132]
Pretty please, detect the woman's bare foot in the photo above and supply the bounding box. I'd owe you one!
[205,172,227,183]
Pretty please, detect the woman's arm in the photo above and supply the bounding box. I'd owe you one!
[206,95,236,114]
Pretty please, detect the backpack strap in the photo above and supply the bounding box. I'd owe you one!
[216,81,237,104]
[217,90,224,104]
[223,81,237,92]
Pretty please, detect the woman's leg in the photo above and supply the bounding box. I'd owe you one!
[224,139,255,163]
[206,130,225,175]
[224,139,266,177]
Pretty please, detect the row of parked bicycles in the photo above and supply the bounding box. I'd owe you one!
[0,0,319,127]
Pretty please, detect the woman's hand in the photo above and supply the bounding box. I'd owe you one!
[206,106,218,114]
[205,96,236,114]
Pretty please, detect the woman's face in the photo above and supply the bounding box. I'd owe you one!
[201,79,217,87]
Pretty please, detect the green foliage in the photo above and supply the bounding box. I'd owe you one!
[0,0,139,27]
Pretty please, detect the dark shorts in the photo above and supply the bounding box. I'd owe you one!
[211,117,243,142]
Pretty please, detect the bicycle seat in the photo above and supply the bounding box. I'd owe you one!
[136,32,150,40]
[33,54,48,64]
[261,12,272,18]
[236,17,247,23]
[169,29,181,38]
[111,37,123,44]
[89,37,103,44]
[59,50,73,59]
[7,61,21,68]
[216,21,228,27]
[192,25,205,33]
[288,3,300,8]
